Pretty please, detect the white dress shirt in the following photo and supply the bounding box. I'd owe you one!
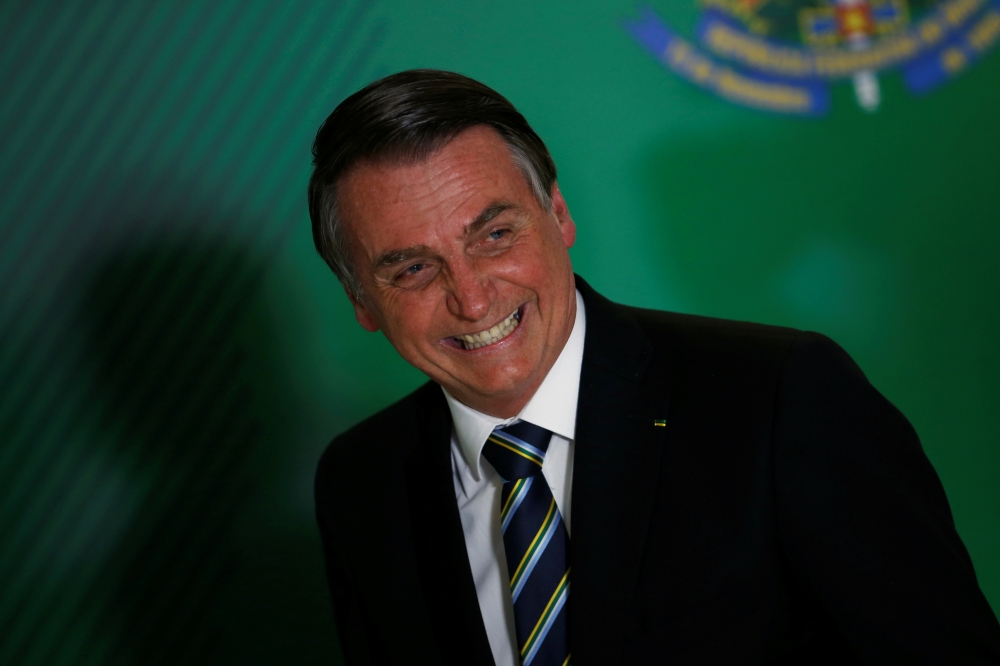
[443,290,586,666]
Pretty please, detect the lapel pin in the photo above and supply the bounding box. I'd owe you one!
[653,419,666,427]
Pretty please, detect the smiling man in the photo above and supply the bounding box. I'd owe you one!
[335,124,578,419]
[309,70,1000,666]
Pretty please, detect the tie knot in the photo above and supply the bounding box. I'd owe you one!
[482,421,553,482]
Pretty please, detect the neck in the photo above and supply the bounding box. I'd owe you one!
[456,384,540,420]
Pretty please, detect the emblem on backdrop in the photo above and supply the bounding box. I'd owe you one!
[626,0,1000,115]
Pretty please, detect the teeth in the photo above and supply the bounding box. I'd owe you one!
[456,309,520,350]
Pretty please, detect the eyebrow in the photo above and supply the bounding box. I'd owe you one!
[372,245,433,269]
[370,201,518,269]
[464,201,516,237]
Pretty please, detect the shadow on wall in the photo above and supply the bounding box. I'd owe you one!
[78,235,340,665]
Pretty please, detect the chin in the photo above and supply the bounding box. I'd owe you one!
[470,368,538,400]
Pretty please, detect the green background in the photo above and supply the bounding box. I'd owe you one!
[2,1,997,663]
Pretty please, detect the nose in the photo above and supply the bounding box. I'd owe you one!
[445,259,495,322]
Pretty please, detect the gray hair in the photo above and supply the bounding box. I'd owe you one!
[308,70,558,299]
[316,139,553,299]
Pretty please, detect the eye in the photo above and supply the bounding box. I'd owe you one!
[489,229,507,241]
[388,261,436,288]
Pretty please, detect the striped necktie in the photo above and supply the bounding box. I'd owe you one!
[483,421,570,666]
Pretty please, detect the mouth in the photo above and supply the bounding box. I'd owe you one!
[450,306,523,350]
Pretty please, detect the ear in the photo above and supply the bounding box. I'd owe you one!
[344,285,380,332]
[550,182,576,249]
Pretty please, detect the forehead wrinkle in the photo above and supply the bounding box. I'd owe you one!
[370,200,517,273]
[348,130,532,276]
[355,167,467,271]
[385,156,474,207]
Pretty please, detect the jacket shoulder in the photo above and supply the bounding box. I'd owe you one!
[617,305,869,402]
[316,380,443,484]
[623,304,804,365]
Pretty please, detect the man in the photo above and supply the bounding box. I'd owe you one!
[309,69,1000,665]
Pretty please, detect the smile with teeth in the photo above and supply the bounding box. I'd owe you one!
[454,309,521,349]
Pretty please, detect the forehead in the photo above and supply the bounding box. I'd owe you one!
[337,127,537,254]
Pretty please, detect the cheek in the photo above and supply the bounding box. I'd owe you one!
[490,239,553,279]
[502,253,563,292]
[380,296,442,347]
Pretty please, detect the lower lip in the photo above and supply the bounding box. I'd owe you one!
[453,304,526,352]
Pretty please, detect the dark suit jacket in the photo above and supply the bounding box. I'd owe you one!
[315,277,1000,665]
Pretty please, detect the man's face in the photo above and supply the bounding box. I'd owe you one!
[338,126,577,418]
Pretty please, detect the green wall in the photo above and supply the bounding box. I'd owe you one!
[2,1,997,663]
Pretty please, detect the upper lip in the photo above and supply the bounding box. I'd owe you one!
[448,305,522,339]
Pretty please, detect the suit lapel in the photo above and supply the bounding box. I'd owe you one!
[571,279,670,664]
[404,388,496,666]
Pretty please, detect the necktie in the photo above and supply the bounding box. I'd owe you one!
[483,421,570,666]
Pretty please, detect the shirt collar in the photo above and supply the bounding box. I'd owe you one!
[443,289,586,480]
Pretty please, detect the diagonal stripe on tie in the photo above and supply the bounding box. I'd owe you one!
[483,420,570,666]
[521,569,570,664]
[501,477,533,533]
[510,498,561,602]
[488,431,547,466]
